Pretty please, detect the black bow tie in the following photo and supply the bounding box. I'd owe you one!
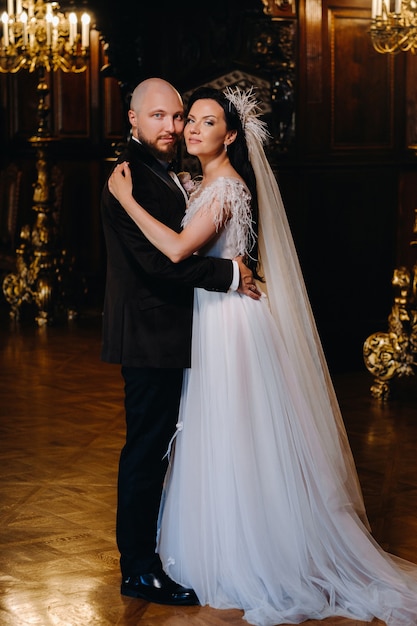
[159,160,174,172]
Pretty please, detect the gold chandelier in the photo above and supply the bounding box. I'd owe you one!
[0,0,92,324]
[0,0,91,73]
[370,0,417,54]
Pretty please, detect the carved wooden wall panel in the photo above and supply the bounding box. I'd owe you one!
[305,0,323,105]
[54,71,91,139]
[299,0,325,153]
[329,7,394,150]
[102,76,125,141]
[10,72,40,138]
[300,0,401,157]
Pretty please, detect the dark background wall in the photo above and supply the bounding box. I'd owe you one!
[1,0,417,372]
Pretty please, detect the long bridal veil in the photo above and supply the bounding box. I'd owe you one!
[232,90,369,522]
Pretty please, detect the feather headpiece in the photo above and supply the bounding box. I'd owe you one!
[223,86,270,146]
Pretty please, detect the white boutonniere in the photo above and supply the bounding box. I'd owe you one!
[177,171,196,196]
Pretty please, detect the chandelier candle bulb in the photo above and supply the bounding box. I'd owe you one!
[69,12,77,46]
[7,0,13,16]
[16,0,21,15]
[52,15,58,47]
[81,13,90,48]
[45,12,52,46]
[1,12,9,47]
[21,11,27,46]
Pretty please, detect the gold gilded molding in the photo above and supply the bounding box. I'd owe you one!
[261,0,297,18]
[363,247,417,400]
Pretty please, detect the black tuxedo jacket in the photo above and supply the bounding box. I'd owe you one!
[101,139,234,368]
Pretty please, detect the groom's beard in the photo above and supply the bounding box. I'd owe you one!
[137,132,181,163]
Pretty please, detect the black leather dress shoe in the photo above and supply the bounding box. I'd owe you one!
[121,568,199,605]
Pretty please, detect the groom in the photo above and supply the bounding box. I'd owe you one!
[101,78,259,605]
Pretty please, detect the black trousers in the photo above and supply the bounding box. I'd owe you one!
[117,366,184,577]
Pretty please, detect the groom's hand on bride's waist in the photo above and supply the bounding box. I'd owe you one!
[234,256,261,300]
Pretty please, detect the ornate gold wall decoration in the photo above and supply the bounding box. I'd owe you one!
[363,210,417,399]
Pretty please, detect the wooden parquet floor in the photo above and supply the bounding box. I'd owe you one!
[1,308,417,626]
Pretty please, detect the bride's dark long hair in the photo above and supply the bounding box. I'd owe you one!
[186,87,261,280]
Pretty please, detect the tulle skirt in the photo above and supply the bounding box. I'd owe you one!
[158,288,417,626]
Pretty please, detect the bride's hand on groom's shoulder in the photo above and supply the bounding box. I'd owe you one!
[109,161,133,204]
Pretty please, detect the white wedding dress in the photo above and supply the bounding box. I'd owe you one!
[158,177,417,626]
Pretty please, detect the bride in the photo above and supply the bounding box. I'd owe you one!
[108,86,417,626]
